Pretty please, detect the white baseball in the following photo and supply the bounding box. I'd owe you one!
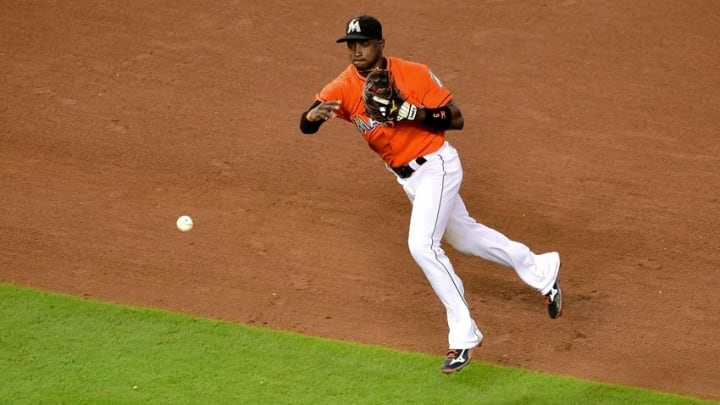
[176,215,193,232]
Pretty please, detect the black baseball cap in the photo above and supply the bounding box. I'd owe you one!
[336,15,383,43]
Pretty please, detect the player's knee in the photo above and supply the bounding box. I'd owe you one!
[407,236,435,262]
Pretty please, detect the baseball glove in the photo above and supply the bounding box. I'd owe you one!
[362,69,417,123]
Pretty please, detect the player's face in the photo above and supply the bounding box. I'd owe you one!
[346,39,384,72]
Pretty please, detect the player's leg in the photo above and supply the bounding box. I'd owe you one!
[402,145,482,351]
[444,196,559,295]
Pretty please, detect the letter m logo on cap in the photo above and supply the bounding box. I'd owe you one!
[347,18,361,33]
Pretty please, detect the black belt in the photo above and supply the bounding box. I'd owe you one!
[391,157,427,178]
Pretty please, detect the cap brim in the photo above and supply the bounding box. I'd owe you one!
[336,34,376,43]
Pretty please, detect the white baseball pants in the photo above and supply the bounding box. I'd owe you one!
[395,141,560,350]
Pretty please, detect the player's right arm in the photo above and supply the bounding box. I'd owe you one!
[299,100,342,134]
[300,70,352,134]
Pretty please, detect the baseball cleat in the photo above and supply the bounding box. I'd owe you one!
[545,278,563,319]
[441,346,477,374]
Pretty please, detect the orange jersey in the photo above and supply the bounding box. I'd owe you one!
[316,57,452,167]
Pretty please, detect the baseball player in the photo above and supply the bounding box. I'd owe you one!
[299,15,562,374]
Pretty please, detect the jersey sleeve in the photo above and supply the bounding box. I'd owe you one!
[315,77,350,121]
[416,65,452,108]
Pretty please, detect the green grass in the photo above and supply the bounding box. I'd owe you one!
[0,283,715,404]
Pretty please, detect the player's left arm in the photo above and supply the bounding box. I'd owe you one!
[392,68,463,131]
[409,99,463,131]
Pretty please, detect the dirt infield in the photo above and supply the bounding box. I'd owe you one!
[2,1,719,401]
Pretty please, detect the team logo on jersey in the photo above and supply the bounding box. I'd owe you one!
[429,71,444,88]
[351,114,380,133]
[347,19,361,33]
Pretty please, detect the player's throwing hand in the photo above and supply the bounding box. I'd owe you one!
[306,100,341,122]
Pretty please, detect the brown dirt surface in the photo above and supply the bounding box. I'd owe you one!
[2,0,719,401]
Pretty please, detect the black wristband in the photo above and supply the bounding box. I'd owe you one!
[300,111,323,134]
[422,106,452,130]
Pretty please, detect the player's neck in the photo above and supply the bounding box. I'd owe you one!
[357,57,388,77]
